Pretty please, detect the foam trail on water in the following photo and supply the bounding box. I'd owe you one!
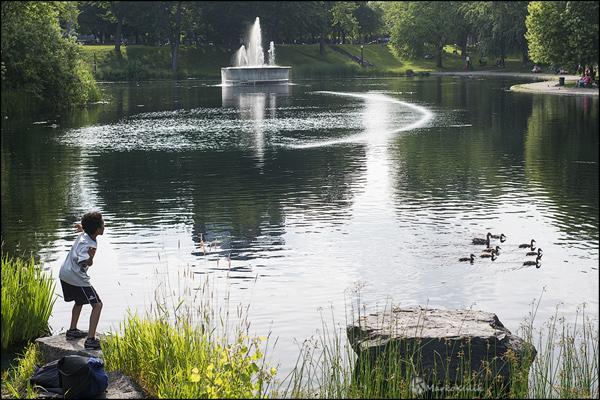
[286,91,433,149]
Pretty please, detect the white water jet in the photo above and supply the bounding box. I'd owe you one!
[221,17,291,85]
[268,41,276,66]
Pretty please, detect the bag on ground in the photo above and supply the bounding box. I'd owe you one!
[28,355,108,399]
[28,359,63,395]
[58,355,108,399]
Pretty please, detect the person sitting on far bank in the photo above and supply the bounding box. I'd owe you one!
[576,75,586,88]
[59,212,105,350]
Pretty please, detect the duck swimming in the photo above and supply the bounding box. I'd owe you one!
[472,232,492,245]
[480,249,498,259]
[523,255,542,267]
[519,239,536,249]
[459,254,475,262]
[491,233,506,242]
[483,245,501,253]
[526,248,543,257]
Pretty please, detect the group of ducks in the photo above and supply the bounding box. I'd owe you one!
[459,232,542,268]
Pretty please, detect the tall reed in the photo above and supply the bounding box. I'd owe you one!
[100,254,277,398]
[277,285,598,399]
[1,251,56,349]
[518,288,599,398]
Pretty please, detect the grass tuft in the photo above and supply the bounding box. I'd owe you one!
[1,251,56,349]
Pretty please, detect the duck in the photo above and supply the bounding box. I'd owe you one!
[519,239,536,249]
[459,254,475,262]
[472,232,492,245]
[491,233,506,242]
[480,249,498,259]
[483,245,501,253]
[526,248,543,257]
[523,255,542,268]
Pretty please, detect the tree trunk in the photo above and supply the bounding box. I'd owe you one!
[172,43,179,71]
[521,41,528,67]
[436,53,443,68]
[171,1,182,71]
[320,1,328,55]
[111,1,124,54]
[269,1,282,43]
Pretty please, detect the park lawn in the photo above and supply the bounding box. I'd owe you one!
[79,42,543,80]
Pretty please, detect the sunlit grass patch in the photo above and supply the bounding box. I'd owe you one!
[1,251,56,349]
[1,342,46,399]
[100,256,277,399]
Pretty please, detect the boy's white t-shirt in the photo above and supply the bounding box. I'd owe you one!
[59,232,96,287]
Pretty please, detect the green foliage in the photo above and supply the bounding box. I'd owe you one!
[101,268,277,399]
[462,1,529,65]
[1,252,56,349]
[385,2,463,68]
[1,342,46,399]
[526,1,599,72]
[330,2,360,43]
[1,1,101,111]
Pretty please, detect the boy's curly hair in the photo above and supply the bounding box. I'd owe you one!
[81,212,103,236]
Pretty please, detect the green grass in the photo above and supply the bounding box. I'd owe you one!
[1,342,46,399]
[1,251,56,349]
[78,43,552,82]
[279,287,598,399]
[99,250,277,399]
[1,250,596,399]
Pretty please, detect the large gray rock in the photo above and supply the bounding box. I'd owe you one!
[347,307,536,396]
[35,334,146,399]
[36,334,105,361]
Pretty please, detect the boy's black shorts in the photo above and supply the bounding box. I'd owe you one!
[60,280,101,305]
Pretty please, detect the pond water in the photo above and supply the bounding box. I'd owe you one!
[2,76,598,379]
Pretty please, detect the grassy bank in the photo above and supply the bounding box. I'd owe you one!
[1,250,597,399]
[79,43,542,82]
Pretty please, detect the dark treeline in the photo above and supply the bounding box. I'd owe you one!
[76,1,385,48]
[1,1,598,112]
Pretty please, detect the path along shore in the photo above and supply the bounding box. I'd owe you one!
[428,70,599,96]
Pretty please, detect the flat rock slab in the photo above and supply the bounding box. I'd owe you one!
[36,334,105,361]
[35,334,146,399]
[347,307,536,384]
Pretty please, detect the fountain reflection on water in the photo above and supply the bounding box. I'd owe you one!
[221,17,291,85]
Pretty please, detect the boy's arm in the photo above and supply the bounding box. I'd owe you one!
[85,246,96,266]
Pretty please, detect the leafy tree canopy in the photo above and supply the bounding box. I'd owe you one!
[526,1,599,72]
[385,1,462,68]
[1,1,99,110]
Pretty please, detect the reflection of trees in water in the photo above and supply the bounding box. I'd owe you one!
[525,95,599,241]
[89,143,366,264]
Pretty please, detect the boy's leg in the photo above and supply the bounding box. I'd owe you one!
[87,301,103,339]
[70,304,83,330]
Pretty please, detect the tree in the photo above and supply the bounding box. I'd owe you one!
[354,1,384,44]
[462,2,529,68]
[526,1,599,73]
[156,1,183,71]
[1,1,99,110]
[330,1,360,44]
[385,2,462,68]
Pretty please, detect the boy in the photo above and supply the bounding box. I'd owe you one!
[59,212,104,350]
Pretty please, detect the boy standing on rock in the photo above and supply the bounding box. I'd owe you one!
[59,212,104,350]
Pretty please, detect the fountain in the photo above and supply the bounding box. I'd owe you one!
[221,17,291,85]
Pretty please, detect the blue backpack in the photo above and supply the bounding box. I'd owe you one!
[29,355,108,399]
